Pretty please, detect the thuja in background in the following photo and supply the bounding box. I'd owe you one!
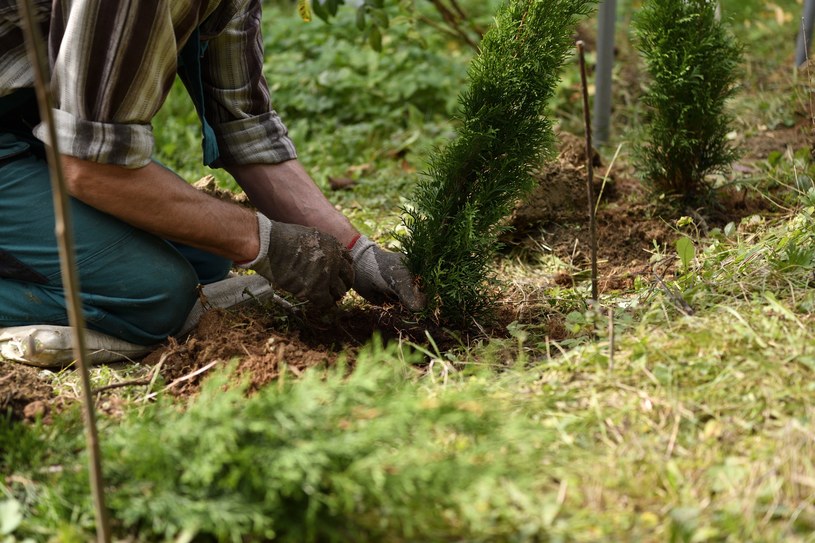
[632,0,742,209]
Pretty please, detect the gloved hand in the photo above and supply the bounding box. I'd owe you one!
[348,235,426,312]
[240,213,354,310]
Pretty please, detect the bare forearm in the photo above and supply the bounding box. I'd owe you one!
[227,160,358,247]
[62,157,258,262]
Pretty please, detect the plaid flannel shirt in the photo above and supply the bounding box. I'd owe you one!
[0,0,297,168]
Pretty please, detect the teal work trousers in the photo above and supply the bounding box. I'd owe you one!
[0,130,231,346]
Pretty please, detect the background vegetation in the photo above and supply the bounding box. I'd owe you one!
[2,0,815,541]
[632,0,743,207]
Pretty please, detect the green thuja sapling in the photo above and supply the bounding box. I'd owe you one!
[399,0,596,326]
[632,0,742,208]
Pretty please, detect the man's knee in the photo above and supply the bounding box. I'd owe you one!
[85,255,200,345]
[0,242,202,346]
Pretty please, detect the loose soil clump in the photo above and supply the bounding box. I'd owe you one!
[144,302,455,398]
[144,309,337,397]
[0,363,55,421]
[509,131,611,230]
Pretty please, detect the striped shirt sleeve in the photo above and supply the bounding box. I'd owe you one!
[34,0,193,168]
[199,0,297,165]
[29,0,295,169]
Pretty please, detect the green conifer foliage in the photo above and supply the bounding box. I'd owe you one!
[632,0,742,206]
[399,0,596,325]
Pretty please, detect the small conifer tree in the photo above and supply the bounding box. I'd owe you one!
[399,0,595,325]
[632,0,742,206]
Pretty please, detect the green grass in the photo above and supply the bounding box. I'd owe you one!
[3,0,815,541]
[4,188,815,540]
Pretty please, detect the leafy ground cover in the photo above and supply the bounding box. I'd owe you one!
[2,0,815,541]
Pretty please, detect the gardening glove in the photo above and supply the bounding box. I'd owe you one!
[348,235,426,312]
[239,213,354,310]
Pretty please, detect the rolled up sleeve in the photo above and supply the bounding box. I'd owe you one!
[199,0,297,165]
[34,0,294,168]
[43,108,155,167]
[213,111,297,165]
[34,1,185,168]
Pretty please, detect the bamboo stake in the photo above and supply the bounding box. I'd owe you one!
[607,306,615,371]
[576,40,599,301]
[16,1,111,541]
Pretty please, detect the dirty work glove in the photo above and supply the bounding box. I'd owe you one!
[240,213,354,310]
[348,235,426,312]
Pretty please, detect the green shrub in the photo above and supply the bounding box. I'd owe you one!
[632,0,742,207]
[399,0,596,326]
[7,339,567,542]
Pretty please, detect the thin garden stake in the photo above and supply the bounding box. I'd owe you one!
[607,307,615,371]
[16,1,112,541]
[577,40,599,301]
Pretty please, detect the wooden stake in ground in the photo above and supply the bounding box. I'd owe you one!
[16,1,112,541]
[577,40,599,301]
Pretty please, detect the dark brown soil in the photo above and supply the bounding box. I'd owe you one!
[0,363,55,421]
[144,303,458,398]
[505,123,805,292]
[510,131,610,229]
[143,309,340,396]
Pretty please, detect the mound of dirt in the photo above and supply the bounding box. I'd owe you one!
[503,121,794,293]
[144,302,454,398]
[143,309,334,396]
[0,363,55,421]
[509,131,611,230]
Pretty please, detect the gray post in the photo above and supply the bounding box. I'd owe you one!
[593,0,616,145]
[796,0,815,66]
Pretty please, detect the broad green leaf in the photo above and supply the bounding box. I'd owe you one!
[676,236,695,270]
[369,8,389,29]
[326,0,339,17]
[368,26,383,51]
[312,0,330,22]
[0,500,22,536]
[356,7,367,31]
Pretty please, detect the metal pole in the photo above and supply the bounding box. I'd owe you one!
[16,1,111,541]
[593,0,616,145]
[796,0,815,67]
